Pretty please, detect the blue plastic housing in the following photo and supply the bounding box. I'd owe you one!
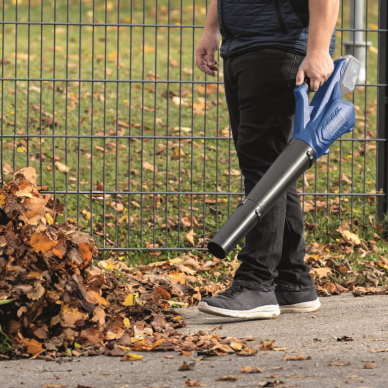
[292,57,356,159]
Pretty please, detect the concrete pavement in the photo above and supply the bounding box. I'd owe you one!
[1,293,387,388]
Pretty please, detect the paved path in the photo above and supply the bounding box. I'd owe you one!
[1,293,388,388]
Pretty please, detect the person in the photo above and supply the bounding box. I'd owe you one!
[196,0,339,319]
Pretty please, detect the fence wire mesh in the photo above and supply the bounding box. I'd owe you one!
[0,0,386,257]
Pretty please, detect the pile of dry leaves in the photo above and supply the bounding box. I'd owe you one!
[0,168,251,360]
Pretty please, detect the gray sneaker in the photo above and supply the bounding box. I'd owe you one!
[275,288,321,313]
[198,284,280,319]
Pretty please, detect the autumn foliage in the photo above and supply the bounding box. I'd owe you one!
[0,168,254,359]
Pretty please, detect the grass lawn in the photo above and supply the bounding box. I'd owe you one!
[0,0,386,270]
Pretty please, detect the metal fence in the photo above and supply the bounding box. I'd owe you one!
[0,0,386,256]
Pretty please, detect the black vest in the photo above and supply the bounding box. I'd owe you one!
[217,0,336,58]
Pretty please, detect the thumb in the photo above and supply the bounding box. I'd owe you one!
[295,67,305,86]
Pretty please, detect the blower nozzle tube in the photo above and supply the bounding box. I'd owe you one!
[208,139,315,259]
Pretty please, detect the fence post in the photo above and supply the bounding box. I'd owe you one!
[343,0,372,83]
[377,0,388,220]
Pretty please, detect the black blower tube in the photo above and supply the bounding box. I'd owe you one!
[207,139,315,259]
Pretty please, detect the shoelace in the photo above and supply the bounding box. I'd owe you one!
[219,284,245,297]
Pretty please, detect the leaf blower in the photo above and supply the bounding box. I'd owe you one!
[208,55,361,259]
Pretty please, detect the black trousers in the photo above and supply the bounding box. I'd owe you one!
[223,48,315,292]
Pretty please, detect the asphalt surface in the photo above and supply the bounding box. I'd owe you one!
[1,293,388,388]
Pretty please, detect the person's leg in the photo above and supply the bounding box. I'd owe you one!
[274,184,321,313]
[230,49,305,290]
[199,49,306,318]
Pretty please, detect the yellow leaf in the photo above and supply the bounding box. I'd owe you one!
[368,23,378,30]
[131,337,144,343]
[118,345,131,351]
[17,146,26,153]
[369,46,378,55]
[123,318,131,327]
[121,353,143,361]
[45,213,54,225]
[122,294,134,306]
[0,193,5,207]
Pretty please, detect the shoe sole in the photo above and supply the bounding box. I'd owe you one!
[198,302,280,319]
[279,298,321,314]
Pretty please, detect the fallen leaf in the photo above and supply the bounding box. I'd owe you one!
[240,366,263,373]
[329,361,350,366]
[178,361,196,371]
[260,340,275,351]
[20,338,44,356]
[121,353,143,361]
[340,230,361,245]
[370,349,388,353]
[364,362,376,369]
[122,294,134,306]
[143,161,155,172]
[185,380,202,387]
[78,243,93,267]
[185,229,196,246]
[283,354,310,361]
[224,168,240,176]
[216,375,242,381]
[55,161,71,173]
[29,233,58,253]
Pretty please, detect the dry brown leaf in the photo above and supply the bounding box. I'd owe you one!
[60,304,88,328]
[224,168,240,176]
[340,230,361,245]
[240,366,263,373]
[29,233,57,253]
[311,267,333,279]
[216,375,242,381]
[13,167,37,184]
[329,361,350,366]
[185,380,202,387]
[260,340,275,351]
[20,338,44,356]
[185,229,196,246]
[283,354,311,361]
[110,201,124,212]
[364,362,376,369]
[55,161,71,173]
[143,161,155,172]
[78,243,93,267]
[178,361,196,371]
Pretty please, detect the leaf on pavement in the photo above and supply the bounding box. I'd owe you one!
[329,361,350,366]
[240,366,263,373]
[120,353,143,361]
[216,375,242,381]
[283,354,311,361]
[185,380,202,387]
[178,361,196,371]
